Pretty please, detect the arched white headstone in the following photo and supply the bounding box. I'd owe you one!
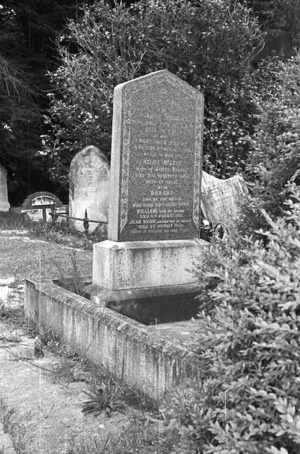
[0,164,10,212]
[69,146,110,232]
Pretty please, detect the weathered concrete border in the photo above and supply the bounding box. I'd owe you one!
[25,278,200,401]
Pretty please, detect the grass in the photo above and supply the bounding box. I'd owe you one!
[0,209,107,251]
[0,210,33,230]
[0,399,27,454]
[66,419,173,454]
[30,219,107,251]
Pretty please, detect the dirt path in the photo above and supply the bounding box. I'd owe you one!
[0,230,170,454]
[0,321,134,453]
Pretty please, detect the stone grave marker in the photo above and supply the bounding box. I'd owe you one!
[91,70,206,300]
[69,146,110,232]
[109,70,204,242]
[0,164,10,212]
[22,191,63,222]
[201,171,249,228]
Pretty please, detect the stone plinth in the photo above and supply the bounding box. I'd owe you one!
[69,146,110,232]
[93,239,206,290]
[90,238,206,324]
[0,164,10,212]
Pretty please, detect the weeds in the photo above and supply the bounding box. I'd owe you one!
[51,250,88,296]
[31,325,158,413]
[82,379,126,417]
[0,400,14,434]
[66,415,173,454]
[38,326,77,358]
[52,356,85,384]
[0,211,32,230]
[0,399,27,454]
[1,306,26,329]
[30,221,107,251]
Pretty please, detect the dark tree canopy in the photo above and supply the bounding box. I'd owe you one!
[0,0,299,205]
[0,0,90,204]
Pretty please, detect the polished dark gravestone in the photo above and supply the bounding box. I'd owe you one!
[109,70,204,242]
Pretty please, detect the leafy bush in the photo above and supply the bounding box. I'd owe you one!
[163,185,300,454]
[42,0,262,187]
[246,54,300,218]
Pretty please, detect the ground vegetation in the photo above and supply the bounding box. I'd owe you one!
[163,184,300,453]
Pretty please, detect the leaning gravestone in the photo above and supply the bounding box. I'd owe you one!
[69,146,110,232]
[201,171,249,227]
[0,164,10,212]
[92,70,206,296]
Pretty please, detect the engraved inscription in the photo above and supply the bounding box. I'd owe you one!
[114,70,204,241]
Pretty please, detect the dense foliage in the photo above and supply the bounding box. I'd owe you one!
[1,0,299,202]
[0,0,88,203]
[237,53,300,237]
[43,0,262,188]
[164,185,300,454]
[246,0,300,44]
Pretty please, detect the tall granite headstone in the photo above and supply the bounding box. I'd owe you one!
[109,70,203,242]
[91,70,206,299]
[0,164,10,212]
[69,146,110,232]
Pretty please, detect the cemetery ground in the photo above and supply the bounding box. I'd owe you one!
[0,213,174,454]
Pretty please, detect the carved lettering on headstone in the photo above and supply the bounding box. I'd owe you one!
[109,70,204,241]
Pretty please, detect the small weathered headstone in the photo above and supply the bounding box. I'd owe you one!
[69,146,110,232]
[109,70,204,242]
[201,171,248,227]
[0,164,10,212]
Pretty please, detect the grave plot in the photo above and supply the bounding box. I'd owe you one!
[25,70,206,401]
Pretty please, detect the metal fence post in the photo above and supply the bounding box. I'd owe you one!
[83,209,89,234]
